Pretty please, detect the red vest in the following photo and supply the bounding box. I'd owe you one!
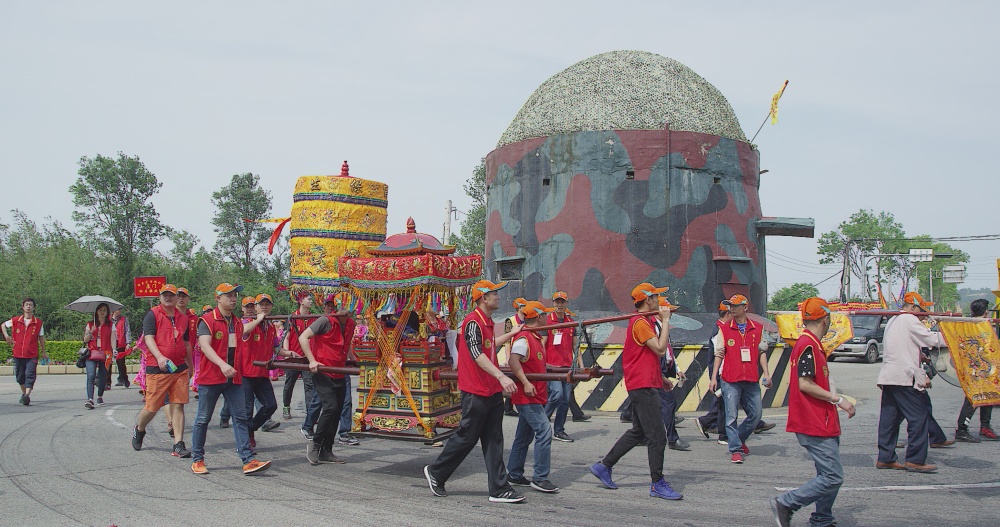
[787,330,840,437]
[511,329,548,405]
[86,322,112,360]
[622,314,662,391]
[198,308,243,385]
[287,310,312,355]
[457,308,501,397]
[240,318,271,378]
[11,316,43,359]
[719,318,764,383]
[545,313,574,367]
[146,305,188,366]
[113,316,128,349]
[185,309,199,346]
[312,315,355,379]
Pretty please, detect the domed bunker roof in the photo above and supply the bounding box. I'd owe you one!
[497,50,747,148]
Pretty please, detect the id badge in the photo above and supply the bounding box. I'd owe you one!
[553,332,563,346]
[740,346,751,362]
[228,333,236,347]
[173,329,179,340]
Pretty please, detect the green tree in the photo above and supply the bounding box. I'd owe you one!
[817,209,906,301]
[769,283,821,312]
[70,153,166,309]
[451,159,486,257]
[211,173,272,271]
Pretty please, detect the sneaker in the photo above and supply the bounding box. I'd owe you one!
[249,432,256,449]
[669,439,691,451]
[318,449,346,464]
[572,414,592,422]
[530,479,559,493]
[981,427,999,441]
[649,478,683,500]
[191,460,209,475]
[504,409,520,417]
[694,418,709,439]
[115,380,126,387]
[770,497,792,527]
[220,418,230,429]
[301,428,314,441]
[424,465,447,497]
[131,426,146,451]
[306,442,320,465]
[731,452,744,464]
[243,459,271,475]
[23,394,29,405]
[619,415,633,423]
[172,441,191,458]
[337,435,360,446]
[282,406,291,420]
[717,438,728,445]
[508,475,531,486]
[18,394,25,405]
[488,488,526,503]
[589,462,618,489]
[553,431,574,442]
[166,425,174,436]
[740,443,750,455]
[85,399,94,410]
[955,429,981,443]
[675,416,685,425]
[755,421,777,433]
[261,420,281,432]
[124,379,131,388]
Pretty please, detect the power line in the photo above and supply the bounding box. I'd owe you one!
[767,260,843,275]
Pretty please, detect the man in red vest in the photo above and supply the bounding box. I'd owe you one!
[241,293,286,449]
[190,283,271,476]
[297,293,356,465]
[282,292,318,429]
[111,307,131,388]
[500,298,528,417]
[770,297,855,527]
[590,282,682,500]
[506,300,559,493]
[545,291,583,442]
[424,279,525,503]
[708,294,772,464]
[3,297,48,405]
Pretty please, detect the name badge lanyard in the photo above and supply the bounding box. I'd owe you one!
[732,322,755,362]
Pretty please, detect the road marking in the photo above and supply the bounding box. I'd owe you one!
[105,406,130,429]
[775,481,1000,492]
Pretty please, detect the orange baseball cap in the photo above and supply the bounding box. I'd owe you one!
[472,279,508,301]
[201,305,213,314]
[552,291,569,301]
[718,300,732,312]
[176,287,190,297]
[512,297,529,309]
[729,294,748,306]
[631,282,668,303]
[215,283,244,296]
[255,293,273,304]
[241,297,257,306]
[800,297,832,321]
[159,284,178,295]
[658,297,680,310]
[903,291,933,310]
[521,301,555,319]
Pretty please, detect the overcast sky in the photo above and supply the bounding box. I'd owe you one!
[2,2,997,301]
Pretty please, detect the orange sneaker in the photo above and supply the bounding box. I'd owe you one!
[191,460,209,475]
[243,459,271,475]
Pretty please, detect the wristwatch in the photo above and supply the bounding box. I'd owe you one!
[830,396,843,405]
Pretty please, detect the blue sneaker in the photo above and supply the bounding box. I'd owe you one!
[590,462,618,489]
[650,478,682,500]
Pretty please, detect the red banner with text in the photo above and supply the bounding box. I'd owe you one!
[134,276,167,298]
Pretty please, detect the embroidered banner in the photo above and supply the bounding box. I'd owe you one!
[938,320,1000,407]
[775,312,853,356]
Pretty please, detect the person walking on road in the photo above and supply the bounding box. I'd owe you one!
[954,298,998,442]
[3,297,48,405]
[770,297,856,527]
[111,308,131,388]
[82,303,112,409]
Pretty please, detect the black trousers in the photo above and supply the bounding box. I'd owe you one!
[429,392,512,497]
[114,348,129,383]
[877,385,931,465]
[311,374,345,450]
[569,382,586,419]
[958,398,994,430]
[283,369,303,407]
[659,388,679,442]
[602,387,667,482]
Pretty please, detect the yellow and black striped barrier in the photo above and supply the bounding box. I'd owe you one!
[575,343,793,412]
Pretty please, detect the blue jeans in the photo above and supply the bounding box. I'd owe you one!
[302,371,322,433]
[777,434,843,527]
[243,377,277,433]
[722,380,762,453]
[338,374,353,436]
[191,382,254,464]
[85,359,107,401]
[545,380,571,435]
[507,403,552,482]
[658,388,679,443]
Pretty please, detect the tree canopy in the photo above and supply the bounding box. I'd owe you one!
[769,283,821,312]
[450,159,486,257]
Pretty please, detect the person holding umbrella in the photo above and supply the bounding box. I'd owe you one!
[82,303,113,409]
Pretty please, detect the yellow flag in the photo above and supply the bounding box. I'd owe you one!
[769,80,789,125]
[938,319,1000,407]
[775,311,852,356]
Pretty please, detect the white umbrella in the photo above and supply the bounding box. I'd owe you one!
[65,295,124,314]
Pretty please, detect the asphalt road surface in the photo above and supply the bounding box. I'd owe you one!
[2,361,998,527]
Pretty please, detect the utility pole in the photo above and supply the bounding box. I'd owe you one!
[840,240,851,302]
[443,200,456,243]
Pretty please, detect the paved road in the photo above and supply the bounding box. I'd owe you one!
[1,361,998,527]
